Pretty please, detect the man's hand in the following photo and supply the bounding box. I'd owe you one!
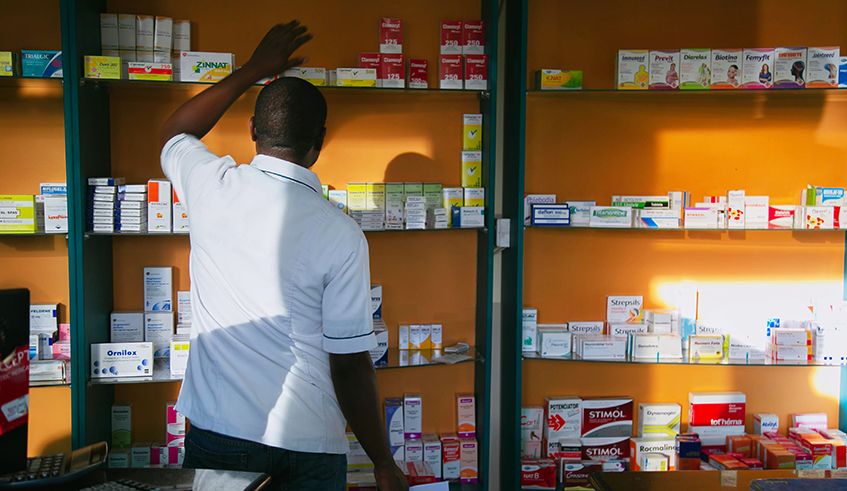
[374,462,409,491]
[243,21,313,82]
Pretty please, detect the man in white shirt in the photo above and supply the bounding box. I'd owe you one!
[159,22,407,491]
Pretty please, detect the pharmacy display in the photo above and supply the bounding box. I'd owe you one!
[105,401,186,469]
[28,304,71,385]
[525,186,847,230]
[523,292,846,364]
[80,14,489,89]
[520,392,846,488]
[614,47,843,90]
[0,184,68,234]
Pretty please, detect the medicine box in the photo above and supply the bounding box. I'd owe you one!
[127,61,173,81]
[841,57,847,88]
[589,206,632,228]
[440,21,463,54]
[147,180,172,232]
[461,150,483,188]
[0,195,36,233]
[0,52,17,76]
[166,401,185,446]
[379,18,402,54]
[385,398,404,446]
[684,207,718,228]
[711,49,743,89]
[804,206,835,229]
[679,49,711,89]
[145,312,174,358]
[462,21,484,55]
[649,50,679,90]
[532,204,570,227]
[465,54,487,90]
[807,47,840,88]
[688,335,723,360]
[118,14,136,50]
[523,195,556,226]
[457,394,476,438]
[606,296,643,323]
[108,448,130,469]
[22,51,63,78]
[463,113,483,151]
[581,397,633,438]
[135,15,154,50]
[408,59,428,88]
[638,403,681,439]
[404,393,422,440]
[616,50,649,89]
[337,67,377,87]
[566,201,595,226]
[111,312,144,343]
[173,19,191,52]
[689,392,746,427]
[451,207,484,228]
[153,16,172,52]
[538,327,571,356]
[177,51,234,83]
[91,342,153,378]
[144,266,172,311]
[536,69,582,90]
[440,54,463,89]
[169,336,189,377]
[630,437,677,471]
[459,438,479,483]
[381,54,404,88]
[101,13,119,51]
[177,291,191,325]
[774,47,807,88]
[754,413,779,434]
[30,304,58,334]
[84,55,120,79]
[422,434,442,479]
[568,322,604,336]
[111,402,133,449]
[768,206,795,229]
[522,308,538,352]
[741,49,774,88]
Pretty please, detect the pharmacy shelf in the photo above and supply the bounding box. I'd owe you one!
[0,232,67,236]
[83,227,485,237]
[78,78,489,98]
[87,348,483,386]
[30,380,71,388]
[0,76,64,89]
[523,352,842,367]
[524,226,842,232]
[527,87,847,101]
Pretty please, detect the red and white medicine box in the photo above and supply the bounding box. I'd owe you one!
[440,21,463,55]
[689,392,746,427]
[580,437,630,461]
[581,397,633,438]
[520,460,557,489]
[465,54,488,90]
[404,461,435,486]
[359,52,382,87]
[462,20,484,55]
[408,59,428,88]
[544,396,581,440]
[380,18,402,54]
[439,54,463,89]
[381,54,404,88]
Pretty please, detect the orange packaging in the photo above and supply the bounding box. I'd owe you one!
[456,394,476,438]
[727,435,752,458]
[765,447,796,469]
[758,440,778,461]
[459,437,478,483]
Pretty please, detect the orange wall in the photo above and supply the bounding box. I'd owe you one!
[105,0,482,445]
[522,0,847,428]
[0,0,72,457]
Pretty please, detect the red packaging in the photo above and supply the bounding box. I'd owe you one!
[521,459,557,489]
[408,59,428,88]
[763,431,782,440]
[380,18,402,54]
[405,461,435,486]
[381,54,404,88]
[740,458,763,470]
[580,437,629,461]
[440,21,463,55]
[581,398,633,438]
[828,439,847,470]
[464,54,488,90]
[688,393,746,427]
[462,20,484,55]
[439,54,463,89]
[800,435,832,456]
[359,52,382,85]
[560,461,603,487]
[727,435,752,458]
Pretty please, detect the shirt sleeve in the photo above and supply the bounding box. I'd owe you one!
[321,234,377,354]
[160,133,236,208]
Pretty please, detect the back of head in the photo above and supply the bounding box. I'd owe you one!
[254,77,327,163]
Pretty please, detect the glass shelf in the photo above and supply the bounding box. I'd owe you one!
[0,76,63,88]
[80,78,488,97]
[85,227,483,237]
[523,352,842,367]
[30,380,71,388]
[88,348,482,385]
[525,226,842,232]
[0,232,67,236]
[527,87,847,100]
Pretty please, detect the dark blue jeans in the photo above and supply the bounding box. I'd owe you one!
[184,425,347,491]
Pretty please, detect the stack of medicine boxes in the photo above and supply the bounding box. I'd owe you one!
[370,284,388,366]
[87,178,148,232]
[453,114,484,229]
[100,14,190,79]
[348,183,386,230]
[37,183,69,233]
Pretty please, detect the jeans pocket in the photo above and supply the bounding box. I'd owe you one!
[185,439,249,471]
[295,452,343,483]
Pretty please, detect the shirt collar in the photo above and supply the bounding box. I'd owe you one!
[250,154,322,195]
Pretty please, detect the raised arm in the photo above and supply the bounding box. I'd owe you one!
[159,21,311,148]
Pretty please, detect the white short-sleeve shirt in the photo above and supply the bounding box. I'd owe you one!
[161,134,376,454]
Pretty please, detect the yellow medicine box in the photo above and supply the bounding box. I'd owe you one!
[463,114,482,151]
[337,68,377,87]
[1,52,17,76]
[462,151,482,188]
[366,183,385,210]
[347,183,367,211]
[84,55,121,79]
[0,195,37,233]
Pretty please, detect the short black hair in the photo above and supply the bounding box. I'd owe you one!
[254,77,327,160]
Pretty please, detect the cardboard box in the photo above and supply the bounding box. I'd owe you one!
[459,438,478,483]
[439,54,463,89]
[462,21,485,55]
[379,18,402,54]
[21,51,62,78]
[135,15,154,50]
[465,54,487,90]
[581,437,630,461]
[679,49,711,89]
[169,336,189,377]
[380,54,404,88]
[442,434,461,480]
[638,403,681,438]
[101,13,119,51]
[147,180,172,232]
[581,397,633,438]
[172,189,188,232]
[128,62,173,81]
[144,266,172,311]
[440,21,463,54]
[589,206,632,228]
[520,460,557,489]
[173,20,191,52]
[616,50,650,89]
[649,50,680,89]
[544,396,582,440]
[0,51,17,77]
[457,394,476,438]
[91,342,153,378]
[606,296,643,323]
[741,49,775,88]
[145,311,174,358]
[111,402,133,449]
[689,392,746,427]
[177,51,234,83]
[807,47,840,88]
[774,47,806,88]
[0,195,36,233]
[358,53,382,86]
[111,312,144,343]
[404,394,422,439]
[385,398,404,446]
[630,437,676,471]
[337,67,377,87]
[536,69,583,90]
[711,49,743,89]
[154,16,173,52]
[408,59,428,88]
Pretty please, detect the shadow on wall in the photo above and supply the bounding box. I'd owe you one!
[384,153,440,183]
